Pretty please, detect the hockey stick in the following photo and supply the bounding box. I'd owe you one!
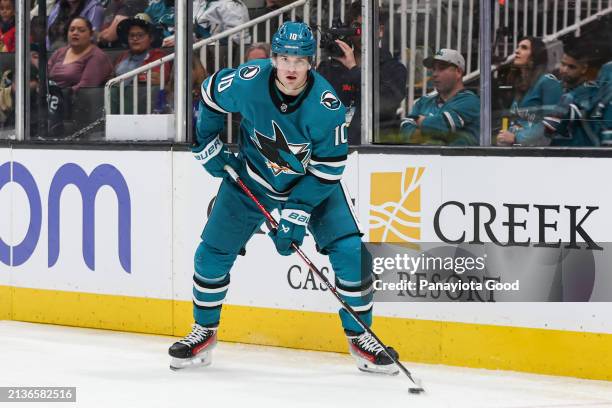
[223,165,425,394]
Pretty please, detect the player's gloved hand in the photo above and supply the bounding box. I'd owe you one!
[192,135,241,178]
[269,204,311,256]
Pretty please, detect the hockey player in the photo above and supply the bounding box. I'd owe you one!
[168,21,399,375]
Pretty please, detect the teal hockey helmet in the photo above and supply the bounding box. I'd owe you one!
[271,22,316,57]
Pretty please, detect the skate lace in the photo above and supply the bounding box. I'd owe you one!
[179,324,213,346]
[356,332,384,355]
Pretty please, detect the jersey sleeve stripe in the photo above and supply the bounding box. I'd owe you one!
[309,159,346,167]
[401,118,417,127]
[202,72,229,114]
[308,163,344,178]
[310,154,347,162]
[543,120,558,132]
[543,115,562,132]
[457,113,465,128]
[443,111,456,132]
[307,166,343,181]
[569,104,582,120]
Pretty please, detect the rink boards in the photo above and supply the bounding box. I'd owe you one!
[0,146,611,381]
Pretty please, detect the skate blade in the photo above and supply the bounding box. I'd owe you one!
[169,352,212,371]
[352,355,400,376]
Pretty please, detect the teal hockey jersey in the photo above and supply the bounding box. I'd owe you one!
[543,81,600,146]
[196,59,348,210]
[509,73,562,145]
[543,62,612,146]
[400,89,480,146]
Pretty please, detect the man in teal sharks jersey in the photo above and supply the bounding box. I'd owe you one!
[543,47,601,146]
[168,21,400,375]
[400,48,480,145]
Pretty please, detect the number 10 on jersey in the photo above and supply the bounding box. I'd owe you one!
[335,123,348,145]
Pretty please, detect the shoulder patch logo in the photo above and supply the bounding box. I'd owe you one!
[321,90,341,110]
[544,73,559,81]
[239,65,260,80]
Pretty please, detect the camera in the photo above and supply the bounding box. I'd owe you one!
[319,19,361,58]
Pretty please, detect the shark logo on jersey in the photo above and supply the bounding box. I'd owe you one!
[252,121,310,176]
[321,90,341,110]
[239,65,260,80]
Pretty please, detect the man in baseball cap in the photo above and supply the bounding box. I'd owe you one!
[400,48,479,145]
[423,48,466,72]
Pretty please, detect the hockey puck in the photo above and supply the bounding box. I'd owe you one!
[408,387,424,394]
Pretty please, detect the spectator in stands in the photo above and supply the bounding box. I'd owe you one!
[161,0,251,48]
[47,0,105,52]
[194,0,250,44]
[48,17,113,92]
[317,1,407,144]
[245,42,270,61]
[144,0,175,39]
[542,46,601,146]
[496,36,562,146]
[98,0,148,48]
[545,59,612,147]
[113,13,170,84]
[400,49,479,146]
[0,0,15,52]
[557,46,595,92]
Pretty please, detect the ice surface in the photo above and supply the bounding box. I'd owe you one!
[1,321,611,408]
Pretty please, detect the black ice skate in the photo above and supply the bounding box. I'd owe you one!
[169,323,218,370]
[346,331,399,375]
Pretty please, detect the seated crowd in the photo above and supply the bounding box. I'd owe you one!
[492,30,612,147]
[0,0,257,135]
[0,0,610,147]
